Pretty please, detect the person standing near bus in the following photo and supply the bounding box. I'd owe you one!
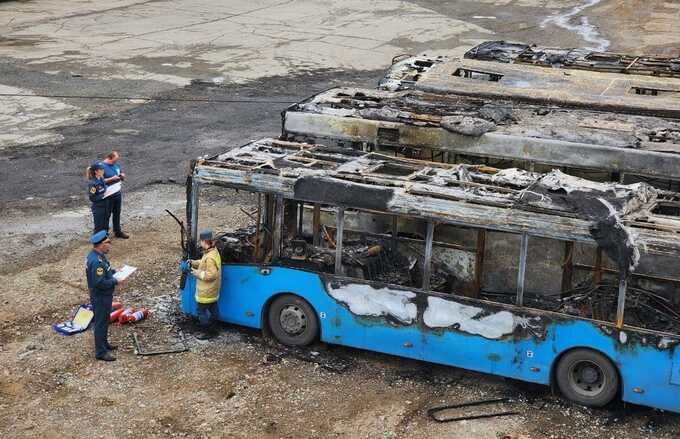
[86,230,124,361]
[101,151,129,239]
[87,162,109,234]
[181,230,221,339]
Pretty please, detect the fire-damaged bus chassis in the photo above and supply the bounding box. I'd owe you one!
[181,138,680,413]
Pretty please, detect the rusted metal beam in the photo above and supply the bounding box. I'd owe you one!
[516,233,529,306]
[283,199,297,239]
[335,208,345,274]
[594,247,604,284]
[561,241,575,296]
[422,220,435,290]
[272,195,283,261]
[473,229,486,298]
[312,203,321,246]
[253,194,262,261]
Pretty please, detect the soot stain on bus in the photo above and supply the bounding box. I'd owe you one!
[294,176,395,212]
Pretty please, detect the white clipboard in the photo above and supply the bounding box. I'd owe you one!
[104,182,122,198]
[113,265,137,282]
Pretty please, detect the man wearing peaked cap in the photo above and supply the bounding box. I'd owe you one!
[85,230,124,361]
[86,161,109,234]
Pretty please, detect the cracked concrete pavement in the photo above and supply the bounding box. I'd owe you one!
[1,0,679,151]
[1,0,491,85]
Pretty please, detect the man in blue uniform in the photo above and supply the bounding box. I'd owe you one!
[87,162,109,234]
[101,151,129,239]
[86,230,124,361]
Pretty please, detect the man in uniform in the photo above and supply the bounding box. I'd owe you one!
[101,151,129,239]
[86,230,124,361]
[181,230,221,339]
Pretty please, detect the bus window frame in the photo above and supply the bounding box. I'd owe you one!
[188,179,633,331]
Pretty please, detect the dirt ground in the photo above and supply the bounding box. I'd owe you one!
[2,0,680,438]
[1,186,679,439]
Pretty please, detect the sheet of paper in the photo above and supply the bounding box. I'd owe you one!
[104,181,122,198]
[113,264,137,282]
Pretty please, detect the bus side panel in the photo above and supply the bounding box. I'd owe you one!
[616,342,679,412]
[319,278,680,414]
[320,277,552,384]
[180,265,680,413]
[532,322,679,413]
[180,265,342,330]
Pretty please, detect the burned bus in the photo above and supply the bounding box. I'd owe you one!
[280,41,680,190]
[179,138,680,413]
[281,86,680,191]
[380,41,680,117]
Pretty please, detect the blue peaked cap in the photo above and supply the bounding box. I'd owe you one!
[90,161,104,171]
[199,230,213,240]
[90,230,108,244]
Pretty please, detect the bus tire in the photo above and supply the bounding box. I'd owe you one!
[267,294,319,347]
[555,349,619,408]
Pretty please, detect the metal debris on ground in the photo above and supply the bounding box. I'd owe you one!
[427,397,519,423]
[388,366,460,386]
[261,343,354,373]
[131,331,189,356]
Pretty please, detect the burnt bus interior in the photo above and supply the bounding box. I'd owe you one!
[190,138,680,335]
[464,41,680,78]
[281,87,680,192]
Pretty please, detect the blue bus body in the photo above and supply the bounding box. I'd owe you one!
[180,264,680,413]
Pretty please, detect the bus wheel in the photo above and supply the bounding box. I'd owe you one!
[268,294,319,347]
[556,349,619,408]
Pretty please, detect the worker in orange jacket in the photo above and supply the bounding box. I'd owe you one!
[181,230,221,339]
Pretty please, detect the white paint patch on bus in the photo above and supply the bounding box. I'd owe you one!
[327,282,417,324]
[423,296,518,339]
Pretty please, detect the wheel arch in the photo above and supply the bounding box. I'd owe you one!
[260,292,321,340]
[549,346,622,398]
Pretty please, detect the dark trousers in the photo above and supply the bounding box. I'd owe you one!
[197,302,218,327]
[90,292,113,358]
[108,193,122,233]
[91,200,110,234]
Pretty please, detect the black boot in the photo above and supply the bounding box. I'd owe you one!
[96,352,116,361]
[195,331,214,340]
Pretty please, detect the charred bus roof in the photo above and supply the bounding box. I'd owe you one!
[379,41,680,119]
[282,87,680,186]
[192,138,680,262]
[465,41,680,78]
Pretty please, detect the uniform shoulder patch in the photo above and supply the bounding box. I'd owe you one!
[96,267,104,276]
[90,186,96,194]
